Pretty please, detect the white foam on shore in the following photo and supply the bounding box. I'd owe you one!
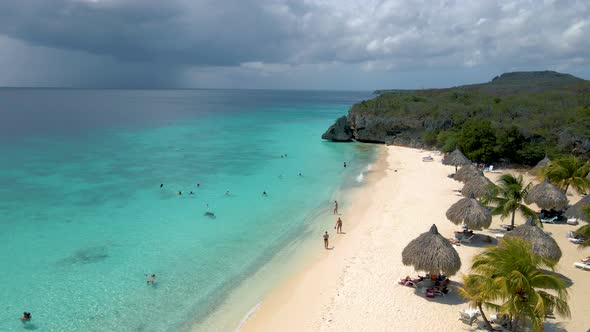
[234,302,261,332]
[356,172,364,182]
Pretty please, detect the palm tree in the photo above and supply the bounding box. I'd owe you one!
[574,205,590,247]
[482,174,538,228]
[543,156,590,195]
[469,237,570,331]
[456,274,498,331]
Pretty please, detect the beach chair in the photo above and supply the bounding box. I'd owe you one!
[574,262,590,270]
[459,309,480,326]
[567,218,579,225]
[459,234,475,244]
[540,216,558,224]
[570,237,585,244]
[494,233,505,239]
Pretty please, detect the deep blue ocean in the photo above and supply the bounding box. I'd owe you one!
[0,89,376,331]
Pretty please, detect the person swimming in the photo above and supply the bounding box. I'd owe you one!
[204,211,215,218]
[160,183,163,188]
[225,190,230,196]
[20,312,31,322]
[189,191,194,195]
[298,172,302,176]
[197,183,200,188]
[262,191,268,197]
[178,191,182,195]
[343,162,347,168]
[145,274,156,285]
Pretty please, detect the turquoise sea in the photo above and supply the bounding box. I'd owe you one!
[0,89,376,331]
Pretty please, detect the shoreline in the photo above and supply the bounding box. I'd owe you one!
[189,145,386,332]
[239,145,590,331]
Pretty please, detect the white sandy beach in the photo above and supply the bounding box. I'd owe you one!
[240,145,590,332]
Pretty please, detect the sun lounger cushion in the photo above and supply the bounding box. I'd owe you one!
[574,262,590,270]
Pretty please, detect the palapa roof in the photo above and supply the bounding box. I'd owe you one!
[442,149,471,167]
[454,164,481,183]
[525,178,568,210]
[529,156,550,175]
[505,218,562,262]
[401,224,462,276]
[446,196,492,230]
[461,175,494,198]
[565,195,590,221]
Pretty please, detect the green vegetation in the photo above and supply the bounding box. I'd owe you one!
[355,71,590,164]
[482,174,538,228]
[542,156,590,195]
[458,237,570,332]
[574,206,590,247]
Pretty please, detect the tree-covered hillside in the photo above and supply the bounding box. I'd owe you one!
[349,71,590,164]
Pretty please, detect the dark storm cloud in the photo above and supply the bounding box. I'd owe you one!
[0,0,294,66]
[0,0,589,88]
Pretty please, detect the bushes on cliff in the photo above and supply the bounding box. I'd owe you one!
[347,71,590,164]
[457,119,497,163]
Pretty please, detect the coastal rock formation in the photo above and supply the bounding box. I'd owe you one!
[321,70,590,161]
[347,108,451,146]
[321,116,353,141]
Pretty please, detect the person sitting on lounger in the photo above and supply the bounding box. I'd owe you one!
[582,256,590,263]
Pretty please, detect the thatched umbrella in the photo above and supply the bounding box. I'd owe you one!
[530,156,550,176]
[401,224,461,276]
[565,195,590,222]
[442,149,471,172]
[504,218,562,262]
[461,175,494,198]
[446,195,492,230]
[454,164,481,183]
[525,178,568,210]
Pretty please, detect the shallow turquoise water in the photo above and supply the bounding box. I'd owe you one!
[0,89,374,331]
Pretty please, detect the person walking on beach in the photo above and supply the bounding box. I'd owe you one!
[323,231,330,249]
[335,217,343,234]
[145,274,156,285]
[333,200,339,215]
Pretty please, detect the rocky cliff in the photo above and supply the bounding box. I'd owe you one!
[321,71,590,161]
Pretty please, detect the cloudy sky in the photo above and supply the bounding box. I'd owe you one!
[0,0,589,90]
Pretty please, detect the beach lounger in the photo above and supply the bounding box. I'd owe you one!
[495,233,505,239]
[459,234,475,244]
[574,262,590,270]
[570,238,585,244]
[567,218,579,225]
[500,224,514,231]
[540,216,558,224]
[459,309,480,326]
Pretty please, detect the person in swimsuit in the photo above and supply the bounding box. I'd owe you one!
[197,183,200,188]
[262,191,268,197]
[323,231,329,249]
[335,217,343,234]
[178,191,182,196]
[145,274,156,285]
[160,183,163,188]
[343,162,347,168]
[20,312,31,322]
[333,200,339,215]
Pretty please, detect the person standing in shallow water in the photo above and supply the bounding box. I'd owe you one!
[323,231,330,249]
[335,217,343,234]
[333,200,339,215]
[343,162,347,168]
